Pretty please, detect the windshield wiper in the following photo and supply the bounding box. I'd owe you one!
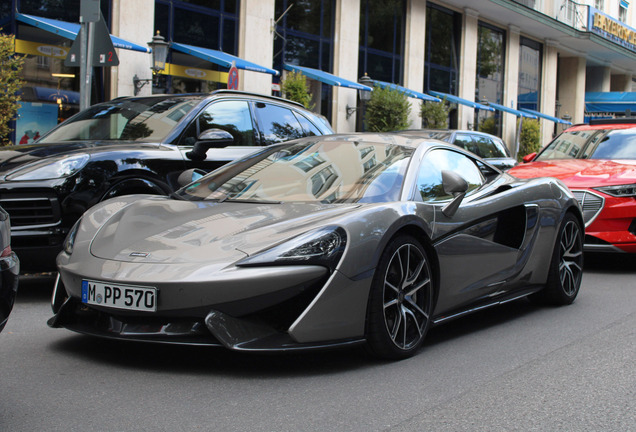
[222,198,282,204]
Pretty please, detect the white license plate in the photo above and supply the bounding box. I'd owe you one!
[81,280,157,312]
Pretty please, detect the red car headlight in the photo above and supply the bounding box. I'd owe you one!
[594,184,636,198]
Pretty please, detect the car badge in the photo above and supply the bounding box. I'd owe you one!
[129,252,150,258]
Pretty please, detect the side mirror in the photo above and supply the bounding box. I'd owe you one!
[522,152,537,163]
[441,170,468,218]
[177,168,206,188]
[186,129,235,161]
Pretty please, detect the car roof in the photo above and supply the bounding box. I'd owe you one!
[566,118,636,132]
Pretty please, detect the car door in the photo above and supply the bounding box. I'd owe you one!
[414,148,539,314]
[178,99,260,172]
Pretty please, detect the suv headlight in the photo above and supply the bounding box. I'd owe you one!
[236,226,347,272]
[594,184,636,198]
[6,153,89,181]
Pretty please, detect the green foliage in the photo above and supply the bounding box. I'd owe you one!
[420,100,449,129]
[0,34,25,146]
[281,70,313,110]
[478,116,497,135]
[517,118,541,161]
[364,85,411,132]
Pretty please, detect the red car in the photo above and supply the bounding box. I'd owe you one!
[510,119,636,253]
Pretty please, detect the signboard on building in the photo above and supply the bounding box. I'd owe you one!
[588,7,636,53]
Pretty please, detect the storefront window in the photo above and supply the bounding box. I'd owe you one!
[424,4,460,95]
[476,22,505,136]
[358,0,405,84]
[154,0,239,93]
[518,37,542,112]
[273,0,334,121]
[17,0,111,24]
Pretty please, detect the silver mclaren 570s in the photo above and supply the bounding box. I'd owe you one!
[49,132,584,359]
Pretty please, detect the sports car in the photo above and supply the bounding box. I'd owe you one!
[510,118,636,253]
[49,132,583,359]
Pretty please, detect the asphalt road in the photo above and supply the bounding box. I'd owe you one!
[1,253,635,432]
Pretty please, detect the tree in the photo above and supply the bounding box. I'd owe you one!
[0,34,25,146]
[420,100,449,129]
[517,118,541,161]
[364,85,411,132]
[281,70,313,110]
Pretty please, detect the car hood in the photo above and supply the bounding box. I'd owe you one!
[509,158,636,188]
[0,141,159,173]
[88,197,361,265]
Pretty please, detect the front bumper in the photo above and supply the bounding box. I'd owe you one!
[573,189,636,253]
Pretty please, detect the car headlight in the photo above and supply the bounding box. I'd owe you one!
[236,226,347,271]
[63,218,82,255]
[594,184,636,198]
[5,153,89,181]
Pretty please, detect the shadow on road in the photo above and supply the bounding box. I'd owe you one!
[584,252,636,273]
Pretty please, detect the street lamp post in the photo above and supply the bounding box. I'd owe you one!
[133,31,170,96]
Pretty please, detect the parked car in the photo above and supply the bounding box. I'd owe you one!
[397,129,517,171]
[0,206,19,333]
[0,90,333,273]
[510,118,636,253]
[49,132,583,359]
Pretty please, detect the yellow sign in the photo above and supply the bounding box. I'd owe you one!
[14,39,69,59]
[159,63,228,84]
[592,12,636,47]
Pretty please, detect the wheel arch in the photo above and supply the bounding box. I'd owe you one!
[101,176,171,201]
[370,218,440,308]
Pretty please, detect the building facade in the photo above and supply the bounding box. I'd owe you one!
[3,0,636,152]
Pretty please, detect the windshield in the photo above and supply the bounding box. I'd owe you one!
[176,139,414,203]
[39,96,203,143]
[537,128,636,160]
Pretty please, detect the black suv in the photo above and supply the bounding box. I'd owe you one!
[0,90,333,273]
[398,129,518,171]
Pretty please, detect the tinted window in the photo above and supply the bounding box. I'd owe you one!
[584,130,636,159]
[183,100,255,147]
[177,141,412,203]
[294,112,322,136]
[40,97,202,143]
[416,149,484,202]
[255,103,305,145]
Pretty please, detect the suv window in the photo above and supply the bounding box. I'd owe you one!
[181,100,256,147]
[416,149,485,202]
[254,103,305,145]
[294,112,322,136]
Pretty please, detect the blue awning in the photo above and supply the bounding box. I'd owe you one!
[173,42,279,76]
[428,90,495,111]
[284,64,373,91]
[585,92,636,113]
[519,108,572,124]
[16,13,151,53]
[371,80,440,102]
[486,101,537,119]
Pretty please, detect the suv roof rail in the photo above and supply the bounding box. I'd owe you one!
[589,117,636,125]
[208,89,305,109]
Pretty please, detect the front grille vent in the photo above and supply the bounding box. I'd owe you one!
[571,190,604,226]
[0,194,61,228]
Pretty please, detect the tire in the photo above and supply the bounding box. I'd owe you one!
[533,212,584,305]
[366,235,434,360]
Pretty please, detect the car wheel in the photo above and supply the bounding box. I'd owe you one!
[366,235,434,360]
[534,212,584,305]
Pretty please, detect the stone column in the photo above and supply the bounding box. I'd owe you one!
[239,0,275,94]
[110,0,155,98]
[403,0,427,129]
[541,40,559,144]
[332,0,361,132]
[502,25,520,153]
[458,8,479,130]
[558,56,586,124]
